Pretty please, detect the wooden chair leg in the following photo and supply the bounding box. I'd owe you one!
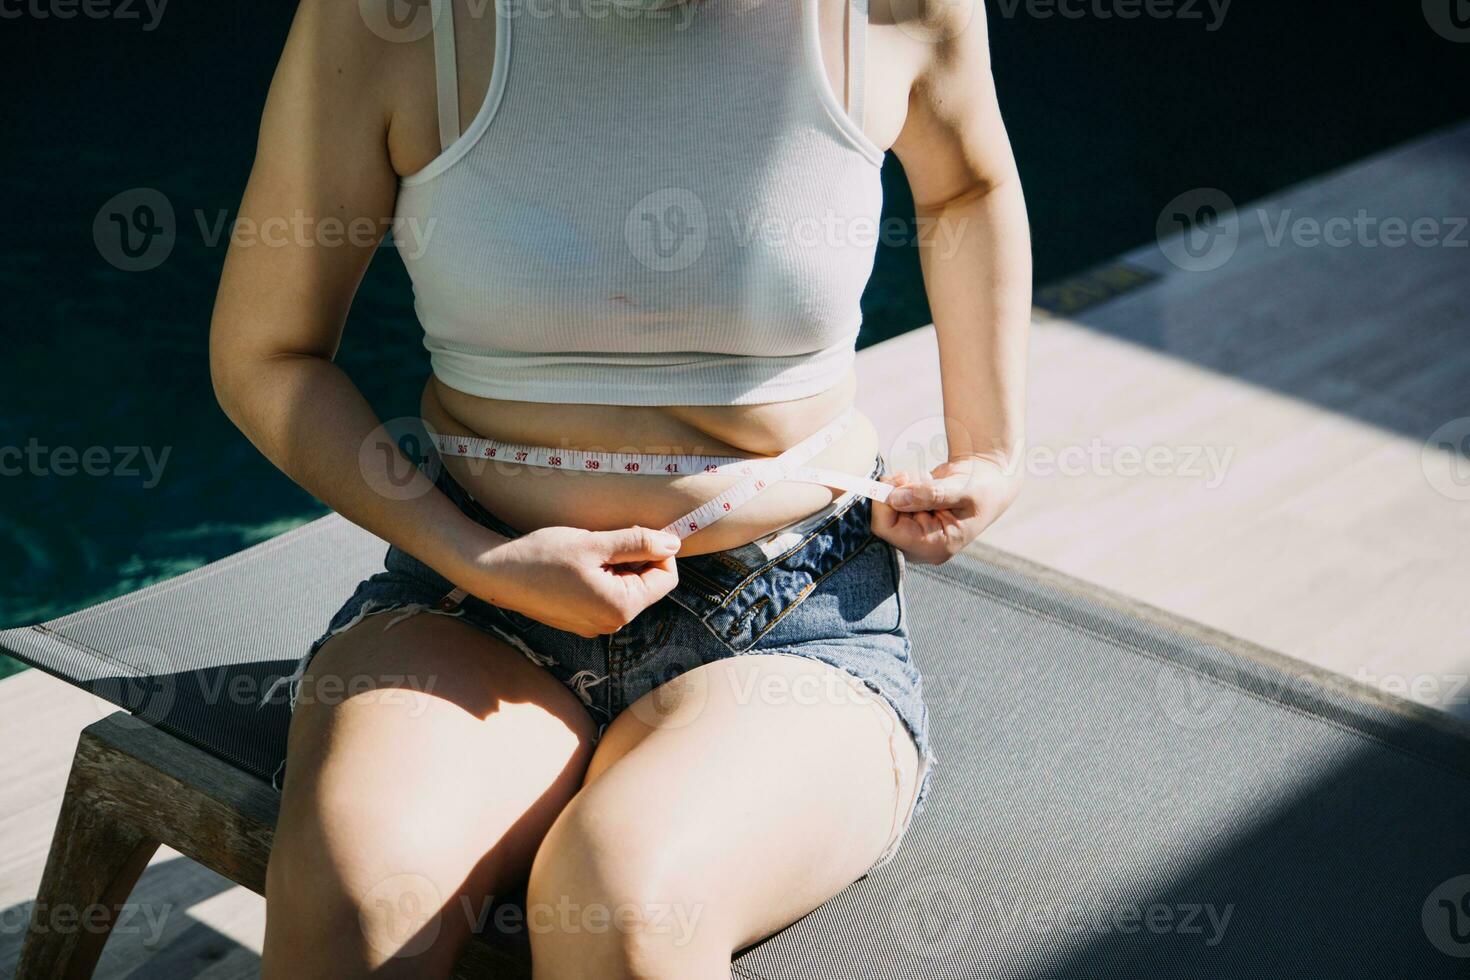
[15,712,528,978]
[18,735,162,980]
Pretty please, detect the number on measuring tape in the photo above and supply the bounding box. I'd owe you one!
[428,409,891,543]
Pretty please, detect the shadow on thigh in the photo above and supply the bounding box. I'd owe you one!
[266,610,596,978]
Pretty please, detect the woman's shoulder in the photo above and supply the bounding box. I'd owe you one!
[275,0,433,118]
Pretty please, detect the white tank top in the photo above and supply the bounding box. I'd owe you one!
[394,0,884,406]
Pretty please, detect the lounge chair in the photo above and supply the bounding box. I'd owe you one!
[6,512,1468,977]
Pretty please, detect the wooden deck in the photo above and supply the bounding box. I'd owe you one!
[4,122,1467,976]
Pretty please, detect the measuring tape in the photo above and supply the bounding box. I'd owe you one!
[429,407,894,540]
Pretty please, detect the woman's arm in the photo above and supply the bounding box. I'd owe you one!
[873,0,1032,563]
[210,0,680,636]
[211,0,490,580]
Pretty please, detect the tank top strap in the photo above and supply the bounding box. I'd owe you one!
[431,0,460,151]
[846,0,868,126]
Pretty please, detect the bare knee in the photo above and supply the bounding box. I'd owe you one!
[266,788,492,977]
[526,803,726,980]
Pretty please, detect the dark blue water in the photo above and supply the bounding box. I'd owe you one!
[3,1,1468,676]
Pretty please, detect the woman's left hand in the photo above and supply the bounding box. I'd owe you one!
[871,456,1023,564]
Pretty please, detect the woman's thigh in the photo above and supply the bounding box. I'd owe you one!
[527,654,920,976]
[266,610,597,977]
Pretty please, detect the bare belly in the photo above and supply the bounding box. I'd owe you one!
[420,371,881,556]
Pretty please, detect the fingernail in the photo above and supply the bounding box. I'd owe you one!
[888,489,912,507]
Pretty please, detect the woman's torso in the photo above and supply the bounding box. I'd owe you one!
[381,0,920,555]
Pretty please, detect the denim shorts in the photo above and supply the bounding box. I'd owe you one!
[281,452,935,873]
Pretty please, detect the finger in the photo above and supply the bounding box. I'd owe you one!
[913,509,944,537]
[599,525,682,562]
[611,556,680,605]
[637,557,680,596]
[873,518,949,565]
[885,474,972,511]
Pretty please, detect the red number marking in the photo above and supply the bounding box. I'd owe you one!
[584,459,600,470]
[625,462,640,472]
[514,451,528,461]
[548,456,562,466]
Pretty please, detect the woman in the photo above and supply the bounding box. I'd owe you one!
[210,0,1030,974]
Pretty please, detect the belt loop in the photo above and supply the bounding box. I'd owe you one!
[435,587,468,612]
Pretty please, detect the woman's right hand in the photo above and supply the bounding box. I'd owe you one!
[471,525,683,637]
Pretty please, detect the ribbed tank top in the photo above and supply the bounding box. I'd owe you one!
[393,0,884,406]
